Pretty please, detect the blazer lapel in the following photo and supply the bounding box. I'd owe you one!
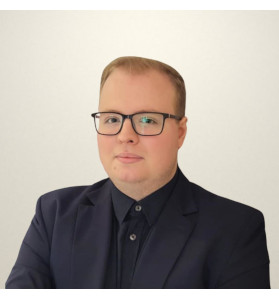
[70,180,114,288]
[131,172,198,289]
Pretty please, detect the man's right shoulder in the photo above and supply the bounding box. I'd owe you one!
[37,178,110,213]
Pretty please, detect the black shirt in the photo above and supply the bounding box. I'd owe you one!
[105,169,179,288]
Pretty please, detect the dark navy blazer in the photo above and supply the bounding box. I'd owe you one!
[6,170,270,288]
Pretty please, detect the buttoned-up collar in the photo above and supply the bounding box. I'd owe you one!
[111,168,179,226]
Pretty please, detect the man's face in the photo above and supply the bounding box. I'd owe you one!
[97,68,187,192]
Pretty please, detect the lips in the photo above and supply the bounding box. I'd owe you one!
[115,152,143,163]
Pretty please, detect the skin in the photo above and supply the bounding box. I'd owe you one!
[97,68,187,200]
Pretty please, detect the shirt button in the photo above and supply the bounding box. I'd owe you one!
[129,234,137,241]
[135,205,142,212]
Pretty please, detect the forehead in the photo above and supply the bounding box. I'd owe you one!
[99,68,177,113]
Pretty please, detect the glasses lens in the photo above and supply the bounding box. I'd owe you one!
[132,113,164,135]
[94,113,123,135]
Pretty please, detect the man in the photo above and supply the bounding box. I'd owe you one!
[6,56,270,288]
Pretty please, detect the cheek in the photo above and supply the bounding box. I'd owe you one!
[147,135,178,162]
[97,136,112,161]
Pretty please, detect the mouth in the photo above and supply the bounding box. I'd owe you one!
[115,153,143,164]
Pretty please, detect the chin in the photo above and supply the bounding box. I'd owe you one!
[112,169,146,184]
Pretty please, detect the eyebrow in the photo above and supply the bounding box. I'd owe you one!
[99,109,161,114]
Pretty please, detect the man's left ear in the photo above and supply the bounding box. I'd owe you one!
[178,116,187,149]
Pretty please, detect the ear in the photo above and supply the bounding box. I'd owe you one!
[178,116,187,149]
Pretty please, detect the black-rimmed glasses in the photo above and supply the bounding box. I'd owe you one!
[91,112,182,136]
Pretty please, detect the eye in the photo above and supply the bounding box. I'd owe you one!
[140,116,157,124]
[106,117,119,124]
[103,115,121,124]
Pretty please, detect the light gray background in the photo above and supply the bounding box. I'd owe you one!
[0,11,278,288]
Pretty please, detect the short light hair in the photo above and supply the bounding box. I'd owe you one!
[100,56,186,117]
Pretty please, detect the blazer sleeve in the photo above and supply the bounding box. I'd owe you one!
[215,209,270,288]
[6,196,54,289]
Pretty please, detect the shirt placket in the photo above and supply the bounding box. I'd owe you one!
[120,204,145,288]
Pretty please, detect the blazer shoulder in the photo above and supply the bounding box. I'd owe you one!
[40,178,108,201]
[189,181,265,221]
[36,178,110,219]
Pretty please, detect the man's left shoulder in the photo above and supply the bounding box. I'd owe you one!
[189,180,264,223]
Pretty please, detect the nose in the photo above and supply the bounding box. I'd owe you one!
[117,118,139,144]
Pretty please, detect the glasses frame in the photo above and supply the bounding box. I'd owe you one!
[91,111,183,136]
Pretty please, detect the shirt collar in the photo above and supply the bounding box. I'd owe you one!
[111,186,135,224]
[111,168,179,226]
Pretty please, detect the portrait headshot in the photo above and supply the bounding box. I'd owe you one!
[0,9,278,289]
